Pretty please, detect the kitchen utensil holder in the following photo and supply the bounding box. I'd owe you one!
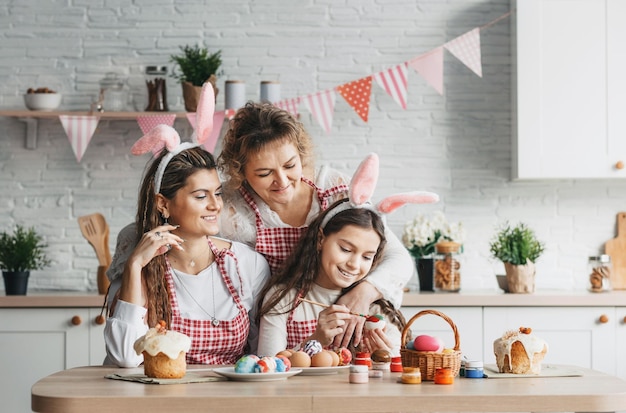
[400,309,462,381]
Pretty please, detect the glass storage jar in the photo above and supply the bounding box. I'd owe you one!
[587,255,612,292]
[434,241,461,292]
[98,72,127,111]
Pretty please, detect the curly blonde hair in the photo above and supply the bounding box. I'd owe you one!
[218,101,315,191]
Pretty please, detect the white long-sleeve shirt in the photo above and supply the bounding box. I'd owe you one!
[219,165,413,308]
[104,241,269,367]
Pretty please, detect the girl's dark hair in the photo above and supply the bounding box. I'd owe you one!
[135,145,217,327]
[256,198,387,324]
[218,101,314,191]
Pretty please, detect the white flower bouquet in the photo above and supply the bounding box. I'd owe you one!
[402,211,465,258]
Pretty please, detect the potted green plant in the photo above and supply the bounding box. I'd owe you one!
[0,225,51,295]
[489,222,544,293]
[170,44,222,112]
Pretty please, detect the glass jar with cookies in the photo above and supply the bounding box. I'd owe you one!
[434,241,461,292]
[587,255,612,292]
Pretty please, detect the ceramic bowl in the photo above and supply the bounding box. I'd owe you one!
[23,93,62,111]
[496,274,509,293]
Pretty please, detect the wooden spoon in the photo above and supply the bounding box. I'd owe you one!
[78,213,111,266]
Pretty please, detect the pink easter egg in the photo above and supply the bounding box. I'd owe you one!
[413,335,444,352]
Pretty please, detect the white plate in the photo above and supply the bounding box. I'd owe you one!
[297,365,351,376]
[212,367,302,381]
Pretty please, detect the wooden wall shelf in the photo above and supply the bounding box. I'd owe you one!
[0,110,189,149]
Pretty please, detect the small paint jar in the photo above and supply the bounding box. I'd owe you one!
[368,369,383,379]
[464,360,484,378]
[460,359,466,377]
[349,364,369,384]
[354,352,372,369]
[390,356,403,372]
[434,367,454,384]
[400,367,422,384]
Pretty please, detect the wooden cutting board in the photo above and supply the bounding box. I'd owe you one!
[604,212,626,289]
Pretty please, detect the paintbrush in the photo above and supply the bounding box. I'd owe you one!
[297,297,381,322]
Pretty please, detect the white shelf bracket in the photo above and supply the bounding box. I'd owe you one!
[18,117,38,149]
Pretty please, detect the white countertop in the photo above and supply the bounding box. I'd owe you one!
[401,289,626,307]
[2,289,626,308]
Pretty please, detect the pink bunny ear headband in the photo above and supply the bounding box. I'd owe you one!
[320,153,440,228]
[130,82,216,194]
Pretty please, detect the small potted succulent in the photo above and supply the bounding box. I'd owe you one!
[489,222,544,293]
[0,225,51,295]
[170,44,222,111]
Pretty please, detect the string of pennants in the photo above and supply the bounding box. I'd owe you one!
[59,12,509,162]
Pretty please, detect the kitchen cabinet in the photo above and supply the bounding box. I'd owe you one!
[400,307,483,361]
[483,307,616,376]
[512,0,626,179]
[0,307,105,413]
[617,307,626,379]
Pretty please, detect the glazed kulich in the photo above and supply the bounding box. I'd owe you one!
[493,327,548,374]
[133,321,191,379]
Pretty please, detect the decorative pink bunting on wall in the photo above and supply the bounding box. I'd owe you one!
[185,112,226,154]
[203,111,225,153]
[304,90,336,134]
[185,112,197,130]
[336,76,373,123]
[137,114,177,135]
[444,28,482,78]
[225,109,236,120]
[373,64,409,109]
[408,47,445,95]
[275,97,301,116]
[58,115,100,162]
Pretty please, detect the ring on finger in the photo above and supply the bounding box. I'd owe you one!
[155,231,161,238]
[166,243,172,251]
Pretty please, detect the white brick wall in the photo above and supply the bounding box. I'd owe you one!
[0,0,622,293]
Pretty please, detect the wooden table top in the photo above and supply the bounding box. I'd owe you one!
[31,365,626,413]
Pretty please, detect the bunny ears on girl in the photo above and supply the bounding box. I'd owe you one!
[320,153,439,228]
[130,82,216,194]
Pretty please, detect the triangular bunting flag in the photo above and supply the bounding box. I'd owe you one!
[304,90,336,134]
[373,64,409,109]
[58,115,100,162]
[203,111,226,153]
[185,112,197,130]
[335,76,373,123]
[275,97,301,116]
[408,47,444,95]
[225,109,236,120]
[136,114,177,135]
[444,28,482,77]
[185,112,226,154]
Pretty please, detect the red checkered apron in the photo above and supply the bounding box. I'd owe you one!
[240,176,348,274]
[166,239,250,365]
[285,302,319,350]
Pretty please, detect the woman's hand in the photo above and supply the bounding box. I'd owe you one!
[360,328,393,353]
[333,281,382,347]
[119,225,183,305]
[309,305,352,347]
[128,224,184,270]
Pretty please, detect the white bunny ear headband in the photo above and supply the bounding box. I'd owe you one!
[130,82,216,194]
[320,153,440,228]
